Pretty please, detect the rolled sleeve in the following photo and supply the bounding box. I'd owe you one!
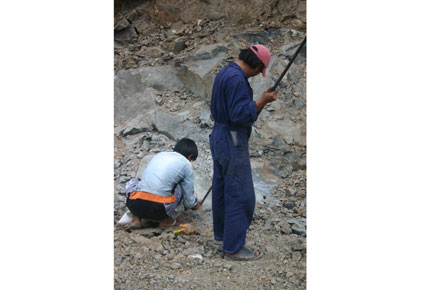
[180,164,197,209]
[226,77,256,126]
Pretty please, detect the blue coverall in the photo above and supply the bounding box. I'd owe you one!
[209,62,260,254]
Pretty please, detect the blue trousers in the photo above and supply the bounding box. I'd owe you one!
[210,125,255,254]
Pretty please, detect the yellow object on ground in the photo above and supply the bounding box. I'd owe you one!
[173,223,195,235]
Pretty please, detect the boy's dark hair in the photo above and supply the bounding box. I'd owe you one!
[174,138,198,161]
[239,46,264,72]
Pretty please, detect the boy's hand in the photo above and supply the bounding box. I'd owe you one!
[192,201,201,210]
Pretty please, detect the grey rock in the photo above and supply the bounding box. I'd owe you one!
[115,27,138,45]
[283,135,294,145]
[291,252,302,262]
[179,43,229,101]
[123,154,131,164]
[224,264,233,271]
[122,126,147,136]
[114,86,157,125]
[114,66,186,124]
[281,41,307,65]
[265,245,278,254]
[114,160,122,169]
[173,41,187,54]
[199,111,211,128]
[285,188,298,197]
[280,222,292,234]
[294,98,305,110]
[115,18,131,31]
[115,65,184,96]
[287,219,306,237]
[140,46,162,58]
[267,120,306,146]
[232,32,268,45]
[126,9,138,23]
[272,135,285,148]
[119,176,131,183]
[170,262,182,269]
[185,44,229,62]
[291,238,306,251]
[291,225,306,237]
[284,202,295,209]
[152,110,201,141]
[182,246,205,256]
[266,28,281,39]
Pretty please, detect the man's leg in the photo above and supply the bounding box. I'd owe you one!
[212,159,227,242]
[222,151,255,255]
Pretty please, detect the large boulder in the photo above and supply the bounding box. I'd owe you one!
[114,86,157,124]
[114,66,185,123]
[267,120,306,146]
[179,43,230,101]
[152,110,202,142]
[115,65,185,93]
[251,159,279,201]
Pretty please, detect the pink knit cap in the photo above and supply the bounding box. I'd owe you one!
[249,44,271,77]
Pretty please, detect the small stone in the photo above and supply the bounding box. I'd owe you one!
[224,264,233,271]
[182,246,205,256]
[265,245,277,254]
[173,41,187,54]
[284,202,295,209]
[280,222,292,234]
[199,111,211,128]
[188,254,203,260]
[291,238,306,251]
[283,135,294,145]
[114,18,131,31]
[291,225,306,237]
[291,252,302,262]
[171,263,181,269]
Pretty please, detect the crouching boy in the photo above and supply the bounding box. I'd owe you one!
[126,138,200,229]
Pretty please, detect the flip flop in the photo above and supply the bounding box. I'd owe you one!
[224,246,262,261]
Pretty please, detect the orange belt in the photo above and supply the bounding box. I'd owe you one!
[129,190,176,204]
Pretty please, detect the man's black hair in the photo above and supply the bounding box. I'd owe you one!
[239,46,264,71]
[174,138,198,161]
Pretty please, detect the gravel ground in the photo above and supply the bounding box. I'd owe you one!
[114,169,306,290]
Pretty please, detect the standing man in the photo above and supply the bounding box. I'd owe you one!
[209,45,277,261]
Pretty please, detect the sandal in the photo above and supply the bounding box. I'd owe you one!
[224,246,262,261]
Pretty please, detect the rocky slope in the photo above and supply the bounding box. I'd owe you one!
[114,1,306,289]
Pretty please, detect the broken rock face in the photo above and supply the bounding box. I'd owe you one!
[178,43,231,102]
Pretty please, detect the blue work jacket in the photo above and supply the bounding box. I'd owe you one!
[210,62,259,141]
